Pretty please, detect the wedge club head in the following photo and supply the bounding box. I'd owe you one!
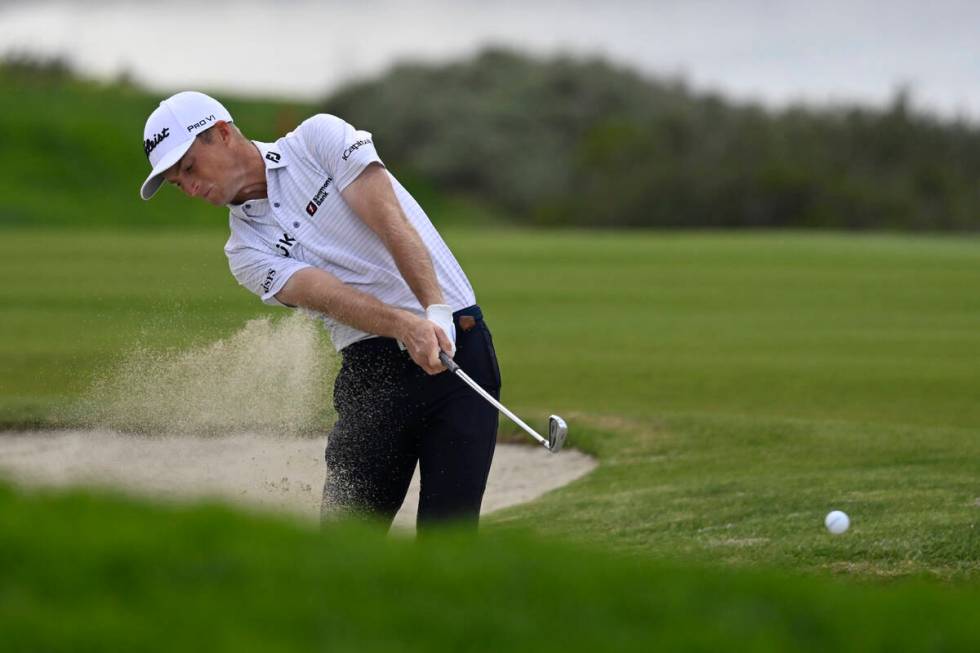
[548,415,567,453]
[439,351,569,453]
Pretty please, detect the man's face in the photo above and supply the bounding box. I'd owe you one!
[163,127,236,205]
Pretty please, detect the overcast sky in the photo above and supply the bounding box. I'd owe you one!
[2,0,979,120]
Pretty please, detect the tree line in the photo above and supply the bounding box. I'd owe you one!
[324,49,980,231]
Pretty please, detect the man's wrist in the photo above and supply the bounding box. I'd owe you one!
[391,309,420,342]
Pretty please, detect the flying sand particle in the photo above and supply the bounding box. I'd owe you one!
[76,313,339,436]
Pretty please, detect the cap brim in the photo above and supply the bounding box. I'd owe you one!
[139,138,194,200]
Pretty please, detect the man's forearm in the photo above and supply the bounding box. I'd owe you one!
[341,164,445,309]
[384,221,445,308]
[276,266,453,374]
[275,267,414,340]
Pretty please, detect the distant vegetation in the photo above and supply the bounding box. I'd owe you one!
[2,51,979,230]
[325,49,980,231]
[0,51,75,81]
[0,56,311,229]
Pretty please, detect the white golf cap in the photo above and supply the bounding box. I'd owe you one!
[139,91,234,200]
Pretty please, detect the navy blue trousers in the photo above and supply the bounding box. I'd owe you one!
[321,305,501,531]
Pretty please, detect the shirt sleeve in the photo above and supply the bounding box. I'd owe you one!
[224,242,312,308]
[298,114,384,192]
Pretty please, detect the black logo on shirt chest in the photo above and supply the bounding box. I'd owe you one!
[305,175,333,216]
[275,233,296,257]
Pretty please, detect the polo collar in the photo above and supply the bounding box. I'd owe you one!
[252,140,288,170]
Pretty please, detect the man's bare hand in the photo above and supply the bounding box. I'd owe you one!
[400,315,454,375]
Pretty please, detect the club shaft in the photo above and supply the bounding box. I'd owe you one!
[451,368,549,447]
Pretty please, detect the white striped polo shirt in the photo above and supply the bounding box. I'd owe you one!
[223,114,476,351]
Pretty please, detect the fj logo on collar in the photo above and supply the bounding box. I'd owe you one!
[143,127,170,157]
[265,151,281,163]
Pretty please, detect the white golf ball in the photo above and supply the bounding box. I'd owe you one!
[824,510,850,535]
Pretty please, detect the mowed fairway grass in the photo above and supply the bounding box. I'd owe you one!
[474,230,980,578]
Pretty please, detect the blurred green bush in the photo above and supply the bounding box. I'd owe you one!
[0,56,310,229]
[3,50,978,231]
[325,48,980,231]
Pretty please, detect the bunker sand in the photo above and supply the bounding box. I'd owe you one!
[0,430,595,530]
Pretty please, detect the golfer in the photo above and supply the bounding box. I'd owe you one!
[139,91,500,530]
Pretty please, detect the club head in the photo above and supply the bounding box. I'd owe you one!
[548,415,567,453]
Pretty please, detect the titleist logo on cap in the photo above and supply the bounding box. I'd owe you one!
[144,127,170,157]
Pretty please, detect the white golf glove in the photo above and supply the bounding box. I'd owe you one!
[425,303,456,356]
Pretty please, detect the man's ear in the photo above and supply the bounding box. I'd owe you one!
[214,120,233,144]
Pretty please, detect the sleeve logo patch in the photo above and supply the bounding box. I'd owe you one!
[342,139,372,161]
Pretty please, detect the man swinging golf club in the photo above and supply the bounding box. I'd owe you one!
[139,91,502,530]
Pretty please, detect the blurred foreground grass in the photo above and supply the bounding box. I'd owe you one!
[1,482,978,652]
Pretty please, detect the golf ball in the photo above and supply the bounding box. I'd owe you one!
[824,510,850,535]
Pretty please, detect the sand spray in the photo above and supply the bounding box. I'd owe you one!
[77,312,339,436]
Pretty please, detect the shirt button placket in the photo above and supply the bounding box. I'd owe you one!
[268,196,296,231]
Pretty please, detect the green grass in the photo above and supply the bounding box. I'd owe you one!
[471,230,980,429]
[6,229,980,430]
[1,228,978,581]
[0,229,258,422]
[492,414,980,579]
[0,71,314,229]
[2,483,979,652]
[3,73,980,648]
[470,231,980,578]
[0,68,504,232]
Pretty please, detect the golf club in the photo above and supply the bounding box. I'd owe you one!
[439,351,567,453]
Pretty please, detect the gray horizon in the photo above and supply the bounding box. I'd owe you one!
[2,0,978,121]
